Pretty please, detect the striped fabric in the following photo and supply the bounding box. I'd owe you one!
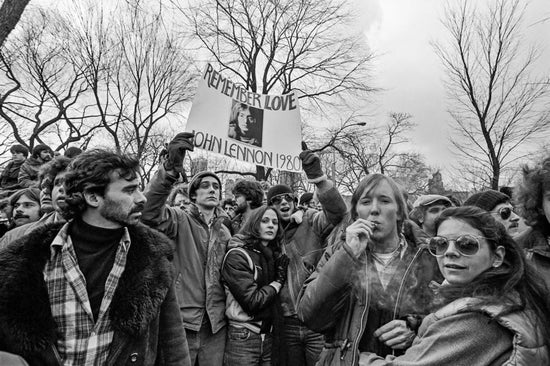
[44,222,131,365]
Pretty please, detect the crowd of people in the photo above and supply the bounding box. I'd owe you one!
[0,133,548,366]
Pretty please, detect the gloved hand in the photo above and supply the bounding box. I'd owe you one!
[299,150,326,183]
[274,254,290,285]
[164,132,195,173]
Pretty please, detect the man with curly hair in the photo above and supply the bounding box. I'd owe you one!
[0,149,190,365]
[515,156,550,290]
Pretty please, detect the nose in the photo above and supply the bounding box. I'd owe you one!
[443,241,460,258]
[136,190,147,204]
[510,212,520,222]
[370,199,380,214]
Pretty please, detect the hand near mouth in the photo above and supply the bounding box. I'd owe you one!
[345,219,374,257]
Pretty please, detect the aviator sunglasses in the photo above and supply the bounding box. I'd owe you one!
[270,193,294,205]
[493,206,514,220]
[428,234,483,257]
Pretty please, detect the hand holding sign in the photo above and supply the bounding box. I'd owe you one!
[164,132,195,173]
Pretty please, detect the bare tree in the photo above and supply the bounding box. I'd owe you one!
[0,9,100,153]
[71,1,197,184]
[434,0,550,189]
[0,0,31,47]
[172,0,376,180]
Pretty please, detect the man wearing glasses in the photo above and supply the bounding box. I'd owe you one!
[142,133,231,366]
[267,150,347,366]
[463,189,521,235]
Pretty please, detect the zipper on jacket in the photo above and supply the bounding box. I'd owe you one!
[392,246,424,320]
[350,258,370,363]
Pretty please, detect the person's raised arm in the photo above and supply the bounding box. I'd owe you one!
[141,133,194,238]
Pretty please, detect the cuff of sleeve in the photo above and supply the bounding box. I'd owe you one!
[269,281,282,293]
[342,242,362,263]
[308,174,327,184]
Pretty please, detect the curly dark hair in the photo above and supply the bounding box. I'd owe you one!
[38,156,72,191]
[63,149,139,218]
[434,206,550,347]
[237,205,284,250]
[232,180,264,210]
[515,157,550,234]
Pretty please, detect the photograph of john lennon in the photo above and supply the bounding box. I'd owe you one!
[227,100,263,148]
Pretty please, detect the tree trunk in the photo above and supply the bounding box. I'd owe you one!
[0,0,31,47]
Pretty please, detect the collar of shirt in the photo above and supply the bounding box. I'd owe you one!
[50,221,131,260]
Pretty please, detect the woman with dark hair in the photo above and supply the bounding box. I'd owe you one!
[222,206,289,365]
[297,174,441,365]
[358,206,550,365]
[515,156,550,290]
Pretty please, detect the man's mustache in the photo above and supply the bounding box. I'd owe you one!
[131,204,145,214]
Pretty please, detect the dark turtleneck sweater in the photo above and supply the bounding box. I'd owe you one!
[69,217,125,322]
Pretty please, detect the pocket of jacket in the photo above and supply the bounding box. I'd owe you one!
[174,272,185,307]
[228,327,251,341]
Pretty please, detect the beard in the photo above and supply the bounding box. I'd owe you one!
[99,197,144,226]
[234,200,248,215]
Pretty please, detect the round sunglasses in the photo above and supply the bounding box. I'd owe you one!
[428,234,483,257]
[493,206,514,220]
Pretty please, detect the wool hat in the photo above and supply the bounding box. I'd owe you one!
[299,192,314,206]
[267,184,294,204]
[463,190,510,212]
[188,171,222,202]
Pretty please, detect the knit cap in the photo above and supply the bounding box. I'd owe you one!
[463,190,510,212]
[188,171,222,202]
[267,184,294,204]
[299,192,314,206]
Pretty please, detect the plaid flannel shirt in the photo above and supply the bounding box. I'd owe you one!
[371,235,408,290]
[44,222,131,365]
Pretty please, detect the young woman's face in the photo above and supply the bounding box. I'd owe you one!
[435,218,503,285]
[259,209,278,244]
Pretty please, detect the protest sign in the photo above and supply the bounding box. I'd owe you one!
[186,63,303,172]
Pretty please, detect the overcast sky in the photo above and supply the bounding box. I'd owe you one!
[355,0,550,175]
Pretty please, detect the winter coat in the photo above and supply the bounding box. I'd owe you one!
[515,227,550,291]
[18,157,43,188]
[141,168,231,333]
[359,296,549,365]
[279,185,347,317]
[297,230,441,366]
[0,221,191,366]
[221,235,280,334]
[0,159,24,190]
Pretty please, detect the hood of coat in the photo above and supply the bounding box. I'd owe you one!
[0,221,175,356]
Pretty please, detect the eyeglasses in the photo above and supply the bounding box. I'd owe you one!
[270,193,294,205]
[493,206,513,220]
[428,235,482,257]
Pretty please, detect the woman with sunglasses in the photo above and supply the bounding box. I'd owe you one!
[358,206,550,365]
[221,206,289,365]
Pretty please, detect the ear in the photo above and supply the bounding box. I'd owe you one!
[83,191,101,209]
[492,246,506,268]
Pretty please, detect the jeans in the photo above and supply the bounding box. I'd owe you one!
[224,326,272,366]
[282,316,324,366]
[186,320,226,366]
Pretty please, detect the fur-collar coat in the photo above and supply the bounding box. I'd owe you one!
[0,221,190,366]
